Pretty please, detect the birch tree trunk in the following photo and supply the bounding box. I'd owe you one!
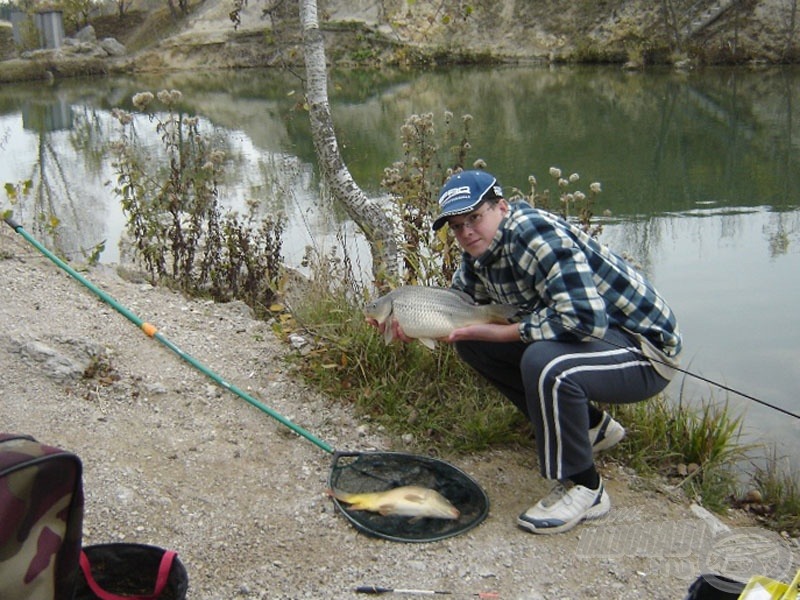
[299,0,398,281]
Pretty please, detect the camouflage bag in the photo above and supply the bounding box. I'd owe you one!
[0,433,84,600]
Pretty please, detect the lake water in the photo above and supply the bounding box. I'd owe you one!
[1,65,799,470]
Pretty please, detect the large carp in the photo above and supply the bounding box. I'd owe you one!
[363,286,518,349]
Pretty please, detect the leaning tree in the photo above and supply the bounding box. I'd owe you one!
[298,0,398,281]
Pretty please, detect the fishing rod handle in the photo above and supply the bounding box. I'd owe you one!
[355,587,448,595]
[3,216,22,231]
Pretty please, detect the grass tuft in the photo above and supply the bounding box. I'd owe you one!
[282,275,529,454]
[610,395,747,510]
[752,447,800,535]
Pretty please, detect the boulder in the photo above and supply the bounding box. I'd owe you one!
[74,24,96,43]
[100,37,126,56]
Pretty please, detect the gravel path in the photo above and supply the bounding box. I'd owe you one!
[1,226,797,600]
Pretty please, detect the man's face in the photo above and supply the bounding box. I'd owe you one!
[447,200,508,258]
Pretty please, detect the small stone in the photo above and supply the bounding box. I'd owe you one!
[743,489,763,503]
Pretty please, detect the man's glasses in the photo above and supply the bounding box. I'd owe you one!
[448,204,495,234]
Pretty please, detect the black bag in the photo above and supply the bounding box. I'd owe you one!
[0,433,84,600]
[75,543,188,600]
[685,574,746,599]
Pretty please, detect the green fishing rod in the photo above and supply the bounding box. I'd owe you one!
[3,216,335,454]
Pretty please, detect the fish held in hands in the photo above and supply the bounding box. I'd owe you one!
[363,286,518,349]
[328,485,461,520]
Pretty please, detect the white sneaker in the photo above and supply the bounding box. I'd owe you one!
[589,412,625,454]
[517,479,611,534]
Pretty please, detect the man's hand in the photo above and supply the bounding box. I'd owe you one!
[447,323,522,343]
[366,320,521,345]
[365,317,413,343]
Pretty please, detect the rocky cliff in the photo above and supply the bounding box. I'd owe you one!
[127,0,796,72]
[1,0,797,80]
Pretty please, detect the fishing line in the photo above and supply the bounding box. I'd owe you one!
[355,586,499,598]
[538,314,800,420]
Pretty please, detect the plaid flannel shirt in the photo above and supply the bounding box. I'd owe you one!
[451,201,682,356]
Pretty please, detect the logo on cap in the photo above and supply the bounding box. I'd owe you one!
[439,185,471,208]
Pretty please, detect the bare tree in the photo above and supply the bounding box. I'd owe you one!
[659,0,683,52]
[164,0,189,20]
[116,0,131,18]
[298,0,398,280]
[784,0,798,60]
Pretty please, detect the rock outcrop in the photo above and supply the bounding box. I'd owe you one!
[0,23,125,83]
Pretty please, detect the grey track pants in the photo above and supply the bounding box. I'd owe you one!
[454,328,671,481]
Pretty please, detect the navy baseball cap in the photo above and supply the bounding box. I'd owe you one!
[432,170,503,230]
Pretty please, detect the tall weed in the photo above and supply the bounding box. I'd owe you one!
[380,111,473,288]
[109,90,285,314]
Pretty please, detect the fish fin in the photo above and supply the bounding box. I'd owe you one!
[382,327,395,345]
[450,288,478,304]
[402,492,427,504]
[341,499,368,511]
[418,338,436,349]
[486,303,520,324]
[377,503,396,516]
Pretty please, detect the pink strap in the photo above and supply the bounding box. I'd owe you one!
[80,549,176,600]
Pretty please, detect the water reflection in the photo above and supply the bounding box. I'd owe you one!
[2,90,110,260]
[1,66,799,465]
[603,208,800,455]
[21,98,73,131]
